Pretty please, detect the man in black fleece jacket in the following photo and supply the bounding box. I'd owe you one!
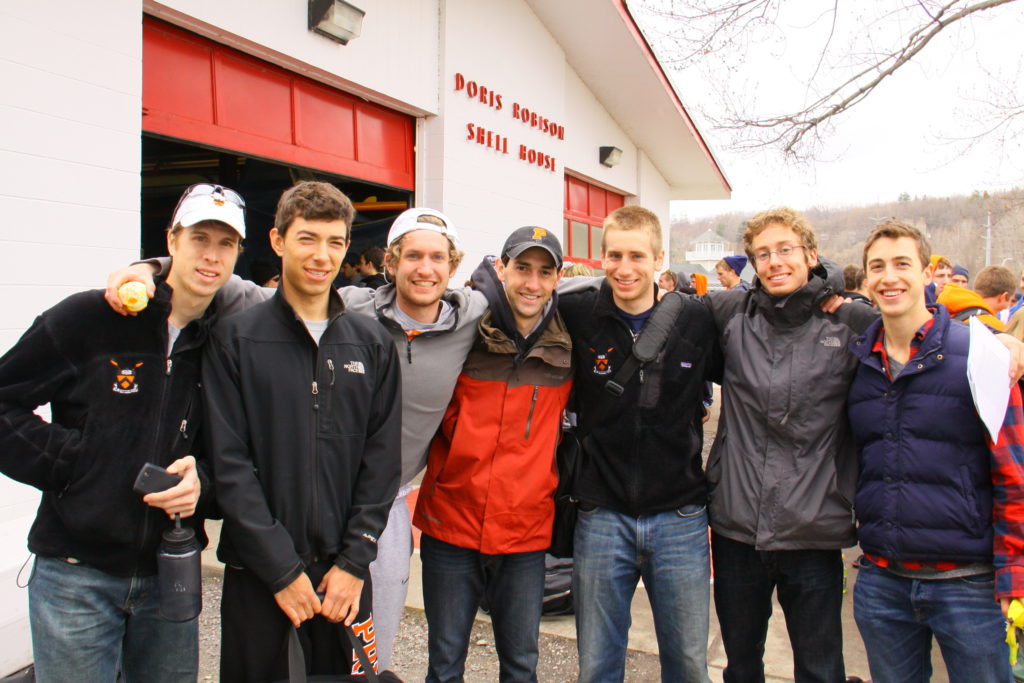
[0,183,245,682]
[202,181,401,681]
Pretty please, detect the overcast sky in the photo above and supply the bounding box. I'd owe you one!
[634,0,1024,220]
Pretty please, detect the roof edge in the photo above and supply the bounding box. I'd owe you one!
[613,0,731,194]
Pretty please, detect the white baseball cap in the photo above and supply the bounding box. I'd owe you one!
[172,184,246,238]
[386,208,459,249]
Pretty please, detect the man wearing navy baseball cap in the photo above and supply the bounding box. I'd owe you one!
[414,225,574,683]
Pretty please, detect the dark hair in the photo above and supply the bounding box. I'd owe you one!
[274,181,354,238]
[862,219,929,269]
[843,264,865,291]
[360,245,385,271]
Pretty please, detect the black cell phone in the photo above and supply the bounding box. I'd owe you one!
[133,462,182,496]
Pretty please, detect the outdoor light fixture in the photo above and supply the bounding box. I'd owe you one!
[309,0,365,44]
[599,146,623,168]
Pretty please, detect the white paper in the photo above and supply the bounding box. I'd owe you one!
[967,316,1012,444]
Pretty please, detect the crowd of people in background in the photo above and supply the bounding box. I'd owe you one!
[2,184,1024,683]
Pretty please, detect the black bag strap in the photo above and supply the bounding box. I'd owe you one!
[286,622,380,683]
[585,292,686,433]
[562,291,688,504]
[952,306,989,322]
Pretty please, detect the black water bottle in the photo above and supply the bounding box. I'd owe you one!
[157,514,202,622]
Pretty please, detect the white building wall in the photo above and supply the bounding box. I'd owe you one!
[636,151,673,262]
[0,1,145,673]
[428,0,682,278]
[562,69,637,197]
[427,0,567,279]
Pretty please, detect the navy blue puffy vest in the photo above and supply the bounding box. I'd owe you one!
[848,308,992,563]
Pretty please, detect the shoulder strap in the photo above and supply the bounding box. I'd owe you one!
[603,292,687,397]
[286,622,381,683]
[952,306,989,322]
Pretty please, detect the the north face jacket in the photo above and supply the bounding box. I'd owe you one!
[0,282,214,576]
[558,283,722,516]
[705,264,878,550]
[203,288,401,592]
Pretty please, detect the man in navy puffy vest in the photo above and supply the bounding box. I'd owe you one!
[848,219,1024,682]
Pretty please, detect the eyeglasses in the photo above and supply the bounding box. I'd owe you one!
[753,244,806,264]
[172,183,246,219]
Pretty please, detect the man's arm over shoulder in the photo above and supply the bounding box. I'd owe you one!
[556,275,603,294]
[991,383,1024,600]
[0,304,85,491]
[202,324,304,592]
[833,296,880,335]
[335,329,402,580]
[703,287,748,334]
[129,256,276,317]
[686,296,725,383]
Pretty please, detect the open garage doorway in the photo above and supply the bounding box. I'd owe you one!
[142,135,413,285]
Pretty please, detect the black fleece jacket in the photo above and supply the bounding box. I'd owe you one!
[0,281,214,576]
[558,283,723,516]
[203,287,401,592]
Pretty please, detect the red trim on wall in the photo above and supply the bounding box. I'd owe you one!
[142,18,415,190]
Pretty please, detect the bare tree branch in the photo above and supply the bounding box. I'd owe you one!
[636,0,1021,159]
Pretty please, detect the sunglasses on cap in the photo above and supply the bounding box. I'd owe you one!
[172,183,247,219]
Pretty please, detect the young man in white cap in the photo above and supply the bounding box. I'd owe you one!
[0,183,245,682]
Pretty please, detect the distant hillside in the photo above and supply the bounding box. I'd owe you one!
[671,189,1024,277]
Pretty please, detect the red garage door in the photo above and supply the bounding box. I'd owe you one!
[142,18,414,190]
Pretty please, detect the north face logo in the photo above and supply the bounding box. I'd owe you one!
[344,360,365,374]
[110,360,143,394]
[820,336,842,348]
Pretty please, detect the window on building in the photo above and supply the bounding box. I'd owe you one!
[563,175,624,271]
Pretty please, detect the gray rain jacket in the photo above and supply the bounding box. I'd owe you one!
[705,262,878,550]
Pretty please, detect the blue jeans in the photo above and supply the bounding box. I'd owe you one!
[573,504,711,683]
[711,534,845,683]
[29,555,198,683]
[854,557,1013,683]
[420,533,545,683]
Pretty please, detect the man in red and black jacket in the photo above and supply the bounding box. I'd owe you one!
[414,226,572,683]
